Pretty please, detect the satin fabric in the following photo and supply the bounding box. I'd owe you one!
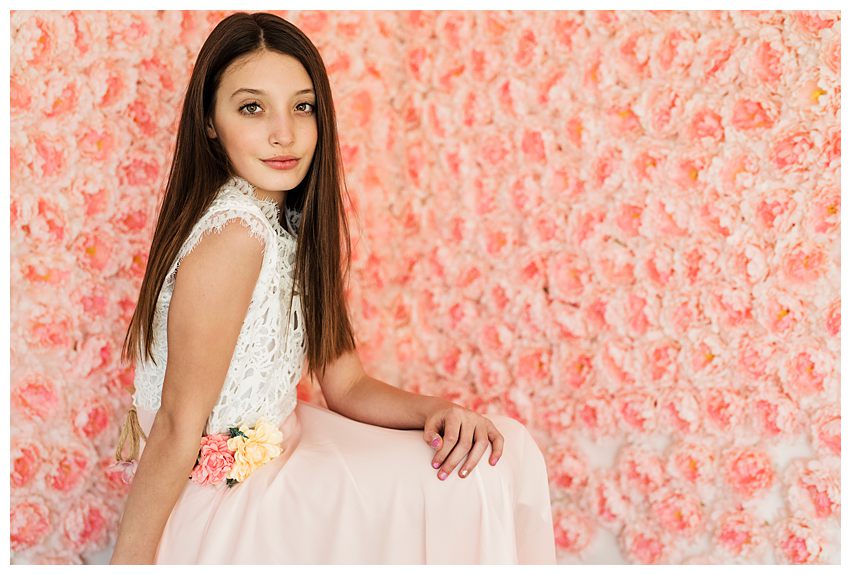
[134,399,557,564]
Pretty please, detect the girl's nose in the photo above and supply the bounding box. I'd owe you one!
[270,116,296,146]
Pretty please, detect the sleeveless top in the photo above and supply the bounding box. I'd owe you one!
[132,175,306,435]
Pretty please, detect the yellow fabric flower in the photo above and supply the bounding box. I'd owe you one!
[226,417,284,483]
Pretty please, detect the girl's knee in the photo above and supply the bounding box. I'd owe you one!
[490,414,531,443]
[489,415,546,467]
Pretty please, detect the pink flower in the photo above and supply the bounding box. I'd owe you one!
[668,440,717,485]
[770,130,816,174]
[553,505,595,554]
[617,444,664,496]
[46,448,89,492]
[780,240,827,284]
[723,447,775,498]
[810,407,840,456]
[74,228,115,273]
[106,459,138,485]
[190,433,234,486]
[11,374,59,422]
[730,98,773,131]
[62,495,110,554]
[616,391,658,433]
[548,444,588,494]
[713,506,763,558]
[620,521,667,564]
[775,517,824,564]
[649,489,703,537]
[10,499,51,552]
[11,441,43,488]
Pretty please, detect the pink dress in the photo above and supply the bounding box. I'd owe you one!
[129,175,557,564]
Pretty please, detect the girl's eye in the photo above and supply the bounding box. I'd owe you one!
[296,102,316,114]
[238,101,262,116]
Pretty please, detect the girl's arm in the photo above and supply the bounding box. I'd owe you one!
[110,216,268,564]
[109,413,206,563]
[318,349,451,430]
[331,371,451,430]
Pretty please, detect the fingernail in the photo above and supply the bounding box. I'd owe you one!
[438,471,447,480]
[460,469,468,477]
[432,461,440,469]
[430,437,440,448]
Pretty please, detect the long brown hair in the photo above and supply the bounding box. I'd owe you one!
[121,11,356,384]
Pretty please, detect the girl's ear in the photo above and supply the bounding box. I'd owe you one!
[205,119,218,139]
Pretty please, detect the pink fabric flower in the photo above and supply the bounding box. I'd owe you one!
[191,433,234,486]
[107,459,138,485]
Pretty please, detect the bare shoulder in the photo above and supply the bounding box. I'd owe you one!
[178,217,266,279]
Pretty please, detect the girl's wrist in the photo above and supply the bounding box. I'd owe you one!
[109,548,157,564]
[418,395,453,427]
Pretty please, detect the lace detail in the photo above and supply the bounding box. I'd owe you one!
[285,203,302,236]
[133,176,306,435]
[225,175,300,241]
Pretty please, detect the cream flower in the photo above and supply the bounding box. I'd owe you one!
[225,417,283,483]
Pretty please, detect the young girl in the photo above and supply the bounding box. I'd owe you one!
[109,12,556,564]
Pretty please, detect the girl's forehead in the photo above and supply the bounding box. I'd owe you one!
[220,56,313,94]
[225,51,308,78]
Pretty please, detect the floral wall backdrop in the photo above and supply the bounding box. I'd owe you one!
[9,10,840,565]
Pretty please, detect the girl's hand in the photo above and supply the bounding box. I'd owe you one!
[422,402,504,480]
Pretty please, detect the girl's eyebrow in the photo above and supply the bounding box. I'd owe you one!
[231,87,315,99]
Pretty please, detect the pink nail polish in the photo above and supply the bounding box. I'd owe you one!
[438,471,447,480]
[431,437,440,448]
[432,461,440,469]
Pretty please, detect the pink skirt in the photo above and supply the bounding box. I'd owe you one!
[135,399,556,564]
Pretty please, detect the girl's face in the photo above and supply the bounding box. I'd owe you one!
[206,50,318,200]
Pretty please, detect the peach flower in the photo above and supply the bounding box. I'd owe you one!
[10,499,51,552]
[11,442,42,488]
[553,505,595,554]
[713,506,764,558]
[61,495,110,554]
[226,417,283,484]
[723,446,775,498]
[667,440,717,486]
[107,460,138,485]
[191,433,234,487]
[620,521,667,564]
[774,517,823,564]
[649,488,703,537]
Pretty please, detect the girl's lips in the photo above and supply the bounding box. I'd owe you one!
[262,159,298,170]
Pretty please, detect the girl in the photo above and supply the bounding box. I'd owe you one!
[109,11,556,564]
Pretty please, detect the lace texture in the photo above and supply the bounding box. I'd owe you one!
[133,175,306,435]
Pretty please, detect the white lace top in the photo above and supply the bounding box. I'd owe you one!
[132,175,306,435]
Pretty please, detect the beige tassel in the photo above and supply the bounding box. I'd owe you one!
[114,405,148,462]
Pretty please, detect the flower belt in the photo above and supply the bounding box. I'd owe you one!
[111,406,283,488]
[190,416,283,487]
